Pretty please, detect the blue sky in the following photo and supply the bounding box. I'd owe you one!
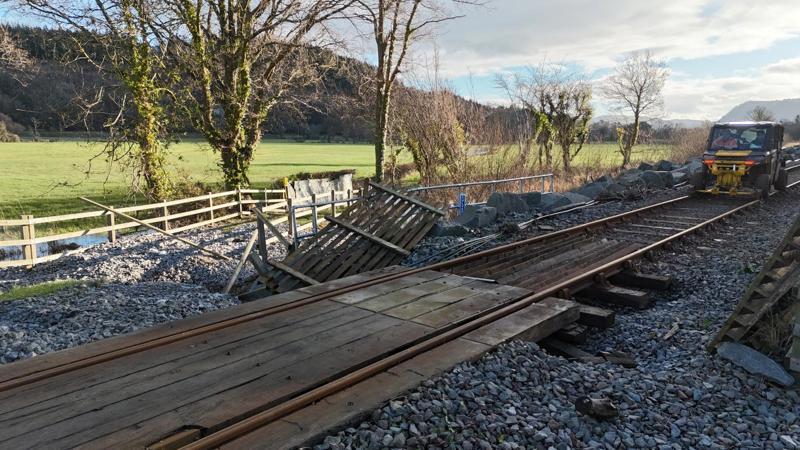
[5,0,800,120]
[425,0,800,120]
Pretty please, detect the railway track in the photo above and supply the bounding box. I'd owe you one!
[2,164,799,449]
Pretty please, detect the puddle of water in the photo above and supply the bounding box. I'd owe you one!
[0,234,109,262]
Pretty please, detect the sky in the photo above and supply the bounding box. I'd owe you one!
[3,0,799,121]
[423,0,800,121]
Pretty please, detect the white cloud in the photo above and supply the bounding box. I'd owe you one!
[418,0,800,119]
[433,0,800,77]
[664,60,800,119]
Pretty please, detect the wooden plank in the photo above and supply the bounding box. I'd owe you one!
[577,305,616,329]
[412,285,530,329]
[253,208,291,248]
[555,323,589,344]
[267,259,319,285]
[355,275,476,312]
[218,339,490,450]
[580,283,652,309]
[368,182,445,216]
[611,271,673,290]
[325,215,410,257]
[62,319,434,449]
[463,297,580,346]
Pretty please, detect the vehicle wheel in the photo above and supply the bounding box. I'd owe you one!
[755,173,771,199]
[775,168,788,191]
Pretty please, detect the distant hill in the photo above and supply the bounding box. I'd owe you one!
[591,115,706,129]
[718,98,800,122]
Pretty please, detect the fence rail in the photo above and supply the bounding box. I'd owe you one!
[0,187,357,269]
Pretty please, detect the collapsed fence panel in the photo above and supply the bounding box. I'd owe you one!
[248,182,444,296]
[709,214,800,351]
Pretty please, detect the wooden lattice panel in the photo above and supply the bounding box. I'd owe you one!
[252,182,444,295]
[710,215,800,350]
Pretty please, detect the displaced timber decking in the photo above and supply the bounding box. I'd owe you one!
[709,214,800,350]
[0,267,578,449]
[250,182,443,296]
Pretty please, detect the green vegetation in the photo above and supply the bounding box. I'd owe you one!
[0,139,376,219]
[0,139,672,226]
[0,280,86,302]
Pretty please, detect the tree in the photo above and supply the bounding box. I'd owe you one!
[0,26,32,72]
[353,0,471,182]
[497,65,592,173]
[168,0,353,188]
[602,51,669,168]
[749,105,775,122]
[22,0,175,200]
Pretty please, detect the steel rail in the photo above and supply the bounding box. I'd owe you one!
[6,173,797,393]
[183,198,760,450]
[0,195,696,392]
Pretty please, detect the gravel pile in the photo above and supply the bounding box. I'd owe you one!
[0,221,289,292]
[317,188,800,449]
[0,281,238,364]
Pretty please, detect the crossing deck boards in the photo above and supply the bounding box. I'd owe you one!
[0,270,533,449]
[219,298,580,450]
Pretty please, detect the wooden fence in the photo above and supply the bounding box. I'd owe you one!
[0,187,359,269]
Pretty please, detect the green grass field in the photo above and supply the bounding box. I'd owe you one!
[0,139,672,221]
[0,140,377,219]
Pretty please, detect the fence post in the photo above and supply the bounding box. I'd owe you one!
[549,175,554,192]
[20,214,36,268]
[346,188,353,207]
[237,188,243,218]
[287,197,296,242]
[107,207,116,243]
[330,189,336,217]
[310,193,318,236]
[264,189,269,211]
[208,193,215,224]
[519,179,524,193]
[161,206,170,231]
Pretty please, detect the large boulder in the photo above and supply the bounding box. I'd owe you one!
[540,192,572,210]
[563,192,592,204]
[454,205,497,228]
[523,191,542,208]
[638,162,654,171]
[654,160,674,171]
[617,171,645,187]
[717,342,795,387]
[671,171,689,184]
[576,182,608,200]
[487,192,530,215]
[639,170,669,189]
[429,222,469,237]
[596,174,615,185]
[603,183,626,197]
[684,158,705,176]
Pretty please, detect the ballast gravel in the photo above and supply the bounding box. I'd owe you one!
[0,221,286,365]
[315,188,800,449]
[0,221,289,292]
[0,282,238,364]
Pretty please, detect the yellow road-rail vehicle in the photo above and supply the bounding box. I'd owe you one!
[691,121,789,198]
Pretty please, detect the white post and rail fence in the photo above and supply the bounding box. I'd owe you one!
[0,187,347,269]
[0,173,555,269]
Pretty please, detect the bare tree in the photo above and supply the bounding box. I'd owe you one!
[0,26,32,72]
[749,105,775,122]
[602,51,669,167]
[22,0,175,200]
[497,65,592,173]
[167,0,353,189]
[352,0,473,182]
